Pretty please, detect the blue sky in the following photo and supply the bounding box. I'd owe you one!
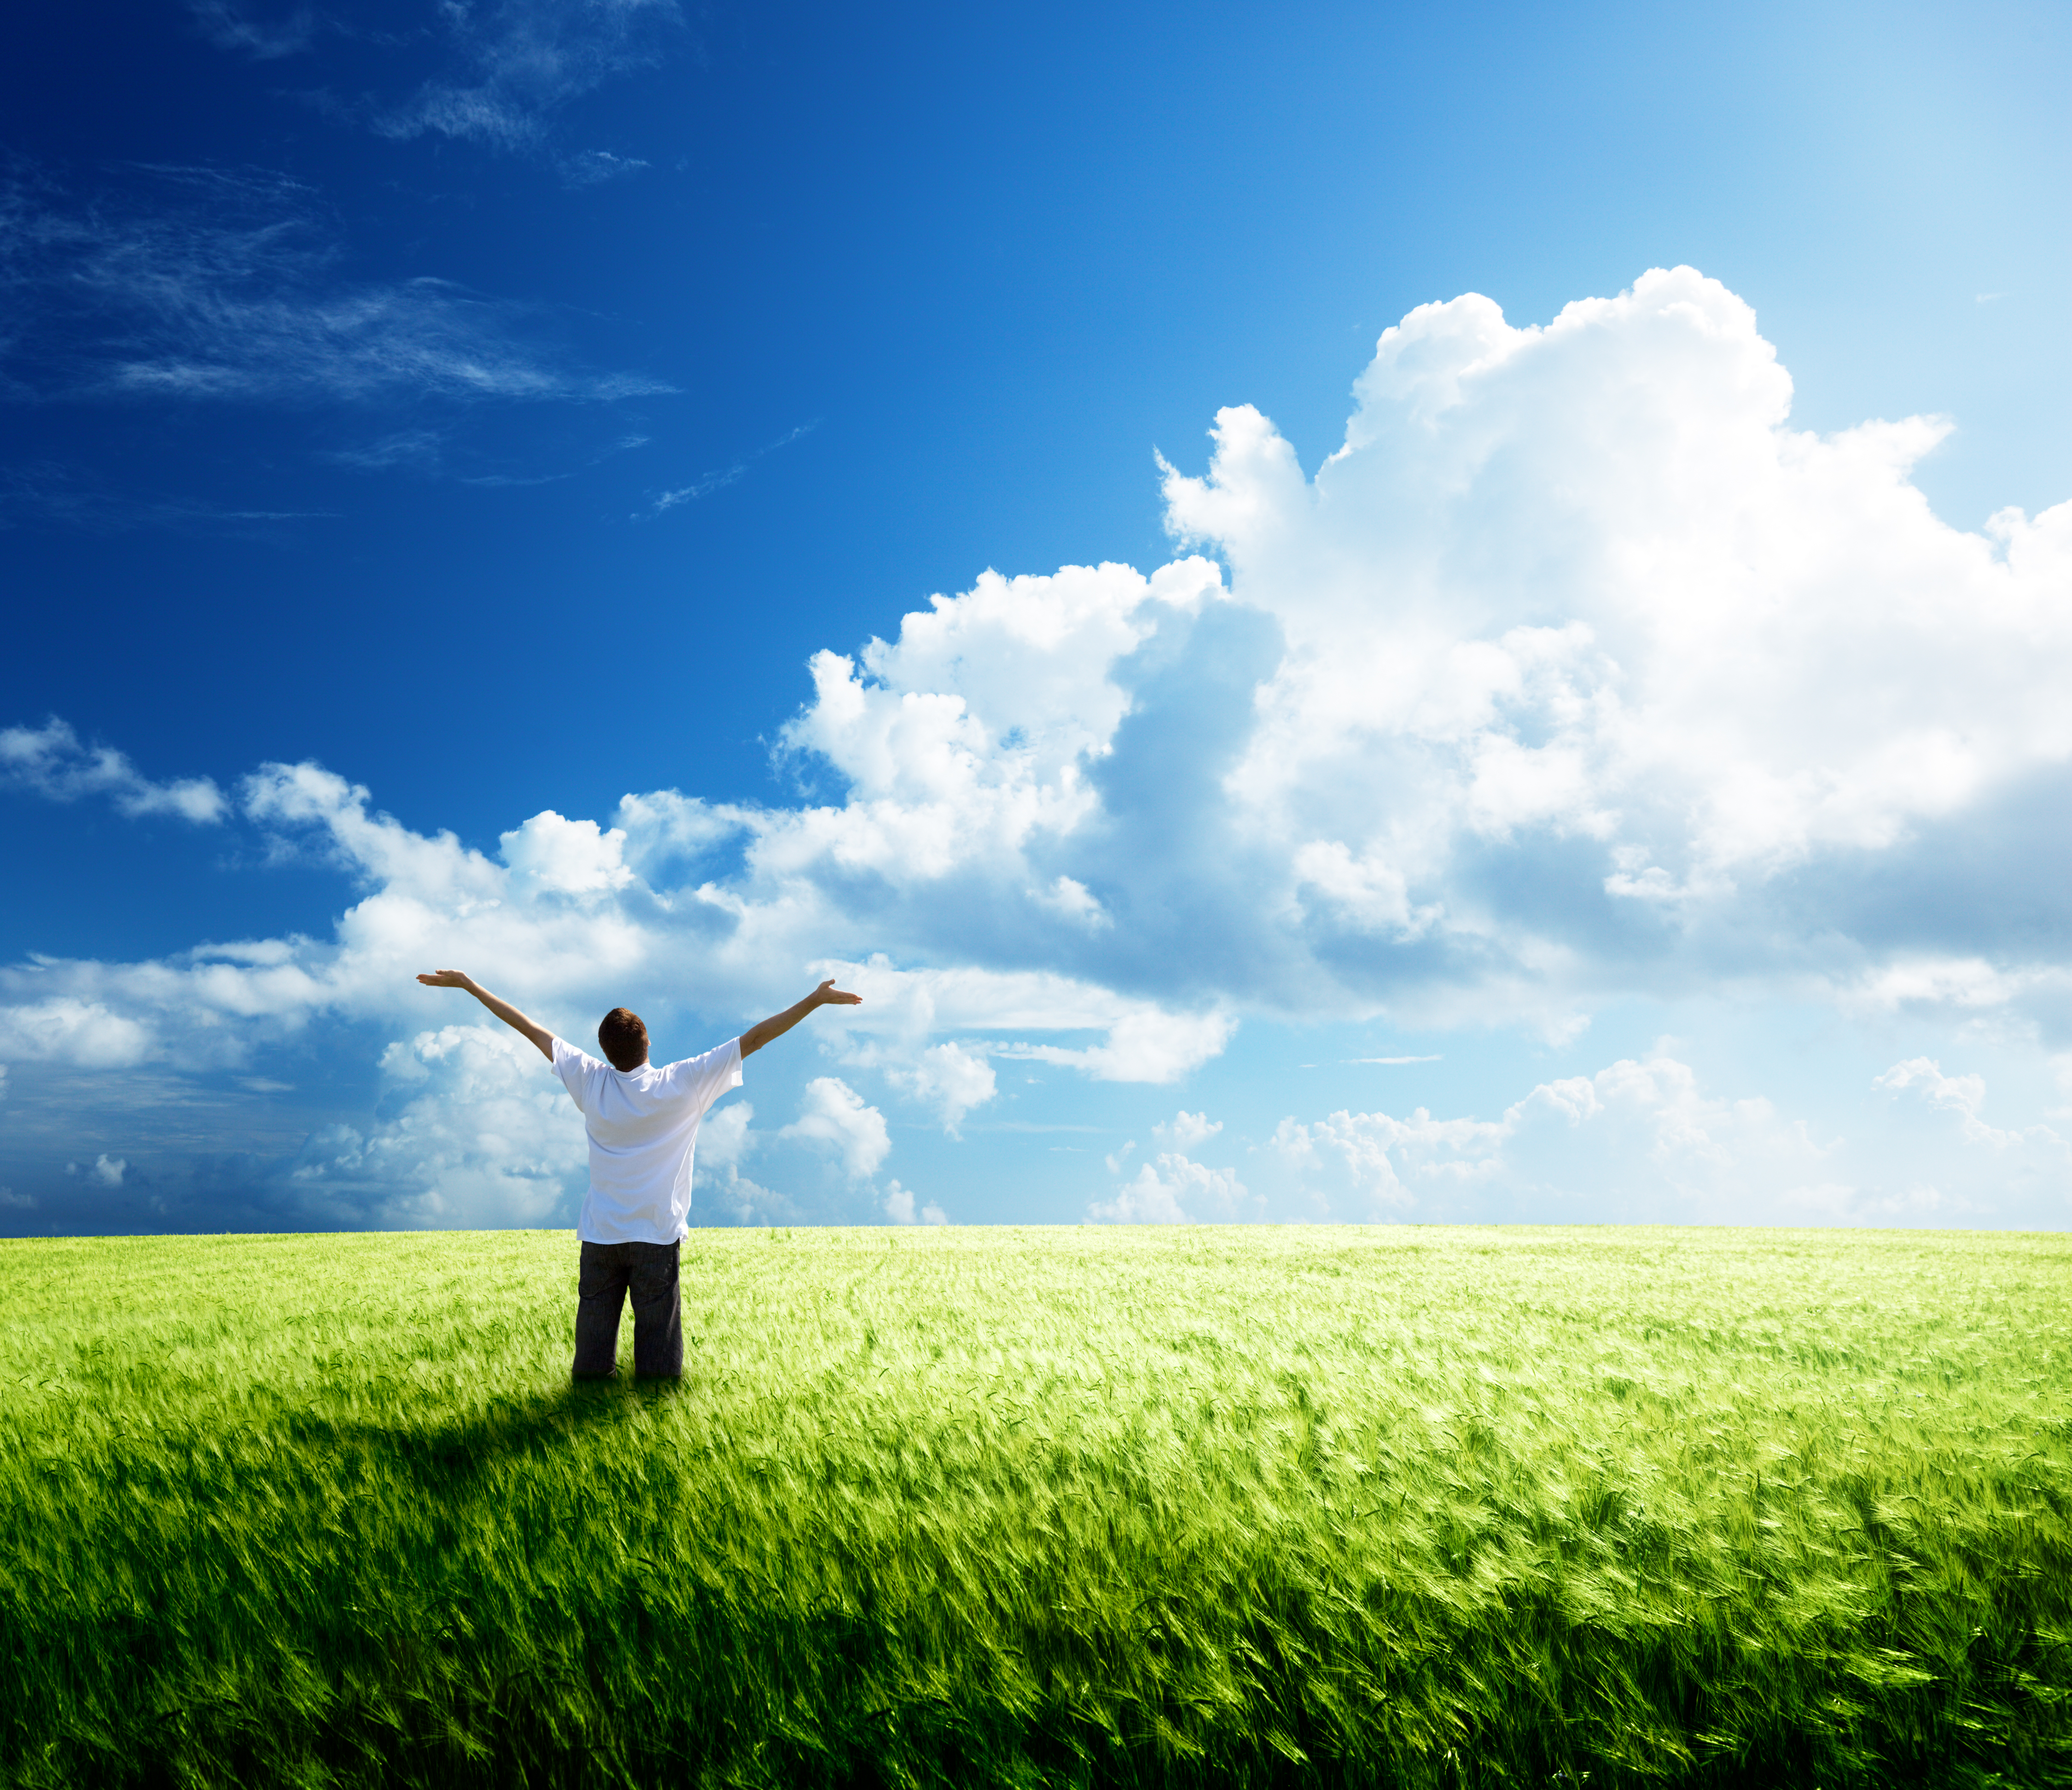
[3,0,2069,1235]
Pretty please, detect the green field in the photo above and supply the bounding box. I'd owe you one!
[4,1226,2070,1788]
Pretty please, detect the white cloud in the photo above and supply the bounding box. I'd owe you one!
[1840,958,2071,1017]
[1292,839,1428,936]
[1153,1110,1222,1150]
[561,150,650,187]
[0,1000,157,1068]
[993,1008,1236,1084]
[287,1024,584,1228]
[780,1077,890,1181]
[500,810,637,897]
[1,720,226,822]
[696,1100,754,1172]
[0,750,1232,1106]
[1088,1171,1189,1225]
[0,1187,32,1210]
[812,961,1233,1087]
[645,421,818,516]
[683,1101,797,1224]
[1033,875,1111,929]
[10,265,2072,1225]
[2051,1055,2072,1119]
[1874,1057,2065,1151]
[883,1179,947,1225]
[1090,1151,1250,1224]
[885,1042,997,1135]
[1271,1051,1836,1220]
[1154,268,2069,1011]
[67,1154,127,1188]
[1264,1045,2072,1225]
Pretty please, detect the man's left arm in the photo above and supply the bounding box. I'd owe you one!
[740,978,862,1058]
[416,970,556,1062]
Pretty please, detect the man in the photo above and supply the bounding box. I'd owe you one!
[416,968,861,1380]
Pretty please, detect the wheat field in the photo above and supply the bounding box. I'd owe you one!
[3,1224,2069,1786]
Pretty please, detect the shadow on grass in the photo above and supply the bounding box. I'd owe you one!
[271,1372,690,1502]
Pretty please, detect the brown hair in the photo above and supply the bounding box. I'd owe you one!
[598,1007,649,1071]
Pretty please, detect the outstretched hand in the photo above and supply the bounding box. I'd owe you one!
[414,970,554,1061]
[742,976,861,1057]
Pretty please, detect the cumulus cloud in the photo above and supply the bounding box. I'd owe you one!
[1091,1151,1250,1224]
[1265,1048,2072,1225]
[681,1101,801,1225]
[0,163,667,408]
[1153,1110,1222,1150]
[1269,1052,1834,1220]
[696,1100,754,1173]
[67,1153,127,1188]
[884,1041,996,1135]
[779,1078,890,1181]
[9,265,2072,1225]
[883,1179,947,1225]
[287,1024,584,1228]
[0,744,1233,1100]
[1156,270,2071,1015]
[0,999,158,1068]
[1874,1058,2065,1151]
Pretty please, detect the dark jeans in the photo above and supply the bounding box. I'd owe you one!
[572,1239,682,1379]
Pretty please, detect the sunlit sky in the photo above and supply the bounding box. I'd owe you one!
[4,0,2069,1234]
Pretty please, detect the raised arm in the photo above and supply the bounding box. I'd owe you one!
[740,978,861,1058]
[416,970,555,1062]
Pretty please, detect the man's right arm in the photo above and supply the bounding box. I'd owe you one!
[740,978,862,1058]
[416,970,556,1062]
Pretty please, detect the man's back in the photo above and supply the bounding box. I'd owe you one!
[551,1036,741,1243]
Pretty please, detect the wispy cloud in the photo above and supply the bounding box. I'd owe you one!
[0,162,669,408]
[559,149,651,188]
[187,0,320,60]
[324,427,448,473]
[0,719,227,823]
[371,0,682,154]
[190,0,685,159]
[645,420,819,516]
[324,424,649,485]
[0,461,342,535]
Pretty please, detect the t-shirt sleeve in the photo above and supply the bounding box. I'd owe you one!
[673,1037,744,1121]
[550,1035,602,1113]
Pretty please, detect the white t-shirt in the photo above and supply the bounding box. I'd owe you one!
[551,1034,743,1244]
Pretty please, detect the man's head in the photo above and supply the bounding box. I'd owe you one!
[598,1007,649,1071]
